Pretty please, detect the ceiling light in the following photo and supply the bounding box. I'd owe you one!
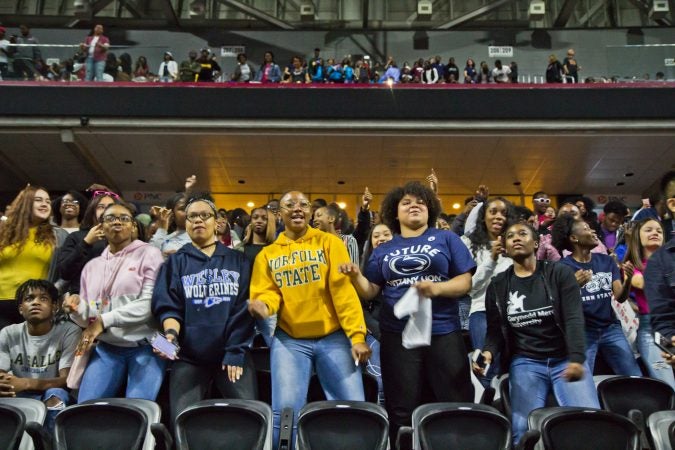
[452,203,461,210]
[246,201,255,208]
[337,202,346,209]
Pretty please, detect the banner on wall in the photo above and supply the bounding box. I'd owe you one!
[122,191,177,213]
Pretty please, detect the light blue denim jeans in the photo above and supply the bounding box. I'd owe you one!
[77,341,167,403]
[365,332,384,405]
[85,57,105,81]
[509,356,600,444]
[637,314,675,389]
[19,387,69,434]
[469,311,501,387]
[270,328,364,448]
[585,323,642,376]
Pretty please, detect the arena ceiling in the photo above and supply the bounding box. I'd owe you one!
[0,0,672,30]
[0,120,673,209]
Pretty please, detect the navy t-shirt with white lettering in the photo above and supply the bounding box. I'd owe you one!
[560,254,620,328]
[364,228,476,335]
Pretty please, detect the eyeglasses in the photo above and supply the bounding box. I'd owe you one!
[533,198,551,204]
[92,190,120,200]
[101,214,133,224]
[186,212,215,222]
[62,199,80,206]
[280,200,311,211]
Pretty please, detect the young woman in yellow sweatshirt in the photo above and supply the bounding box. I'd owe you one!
[249,190,371,448]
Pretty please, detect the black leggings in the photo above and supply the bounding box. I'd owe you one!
[380,330,474,448]
[169,353,258,426]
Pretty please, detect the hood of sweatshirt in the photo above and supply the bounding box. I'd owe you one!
[101,239,148,260]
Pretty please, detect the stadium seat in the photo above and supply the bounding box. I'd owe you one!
[296,400,388,450]
[539,409,639,450]
[81,398,171,450]
[398,402,511,450]
[597,376,675,418]
[0,404,29,450]
[174,399,272,450]
[54,403,147,450]
[647,410,675,450]
[0,398,48,450]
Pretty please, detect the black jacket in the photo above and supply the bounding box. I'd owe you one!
[484,260,587,372]
[57,228,107,294]
[645,237,675,339]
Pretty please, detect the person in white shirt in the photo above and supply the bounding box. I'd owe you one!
[158,51,178,82]
[0,26,9,80]
[492,59,511,83]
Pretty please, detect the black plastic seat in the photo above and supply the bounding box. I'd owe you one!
[540,409,639,450]
[407,402,511,450]
[174,399,272,450]
[0,397,48,450]
[597,376,675,419]
[647,410,675,450]
[524,406,601,450]
[54,403,147,450]
[0,404,27,450]
[296,400,388,450]
[81,398,171,450]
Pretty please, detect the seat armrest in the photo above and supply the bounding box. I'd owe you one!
[515,429,540,450]
[396,426,413,450]
[151,423,173,450]
[278,407,293,450]
[25,421,53,450]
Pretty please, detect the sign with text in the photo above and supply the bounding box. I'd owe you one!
[665,58,675,67]
[488,46,514,58]
[221,46,245,57]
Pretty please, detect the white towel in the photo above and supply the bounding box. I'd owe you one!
[393,286,432,349]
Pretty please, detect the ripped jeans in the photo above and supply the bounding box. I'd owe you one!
[19,387,70,434]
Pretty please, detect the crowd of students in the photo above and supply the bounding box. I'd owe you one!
[2,24,671,84]
[0,170,674,448]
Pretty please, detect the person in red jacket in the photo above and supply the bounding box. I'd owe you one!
[80,24,110,82]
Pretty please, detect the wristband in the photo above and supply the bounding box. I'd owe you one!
[165,329,179,339]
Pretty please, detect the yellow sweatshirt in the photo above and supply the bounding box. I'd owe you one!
[250,227,366,345]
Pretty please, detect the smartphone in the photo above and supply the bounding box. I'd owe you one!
[472,349,490,374]
[150,332,180,360]
[654,332,675,356]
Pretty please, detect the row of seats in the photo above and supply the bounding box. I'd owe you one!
[1,375,673,449]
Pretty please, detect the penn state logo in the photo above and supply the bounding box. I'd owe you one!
[388,254,432,276]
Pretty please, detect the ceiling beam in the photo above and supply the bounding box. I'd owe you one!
[577,0,605,26]
[435,0,514,30]
[159,0,180,26]
[626,0,672,25]
[0,149,31,187]
[91,0,115,15]
[215,0,295,29]
[553,0,578,27]
[362,0,369,29]
[120,0,145,18]
[60,129,120,194]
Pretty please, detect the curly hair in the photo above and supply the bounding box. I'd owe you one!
[503,219,539,245]
[550,214,579,254]
[466,197,514,258]
[380,181,441,235]
[52,190,87,226]
[0,185,56,253]
[15,279,58,308]
[603,200,628,217]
